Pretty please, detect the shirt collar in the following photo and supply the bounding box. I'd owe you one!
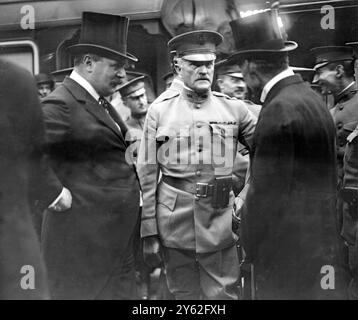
[260,68,295,103]
[70,69,100,102]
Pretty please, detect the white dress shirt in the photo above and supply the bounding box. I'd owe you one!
[260,67,295,103]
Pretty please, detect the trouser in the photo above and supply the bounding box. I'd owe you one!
[161,245,239,300]
[348,234,358,300]
[95,247,138,300]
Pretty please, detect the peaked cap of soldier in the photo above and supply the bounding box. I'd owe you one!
[117,75,146,98]
[167,30,223,61]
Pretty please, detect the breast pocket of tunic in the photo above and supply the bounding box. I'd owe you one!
[210,124,238,170]
[345,137,358,166]
[156,126,191,167]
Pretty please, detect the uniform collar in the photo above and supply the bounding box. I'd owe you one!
[260,68,295,103]
[181,85,211,104]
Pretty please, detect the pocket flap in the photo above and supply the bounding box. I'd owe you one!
[157,185,177,211]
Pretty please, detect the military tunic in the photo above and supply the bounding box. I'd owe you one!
[343,117,358,299]
[331,82,358,180]
[137,87,257,253]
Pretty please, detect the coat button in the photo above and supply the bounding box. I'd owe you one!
[196,170,202,176]
[340,141,345,147]
[337,122,343,129]
[194,195,200,201]
[339,105,344,110]
[196,122,202,128]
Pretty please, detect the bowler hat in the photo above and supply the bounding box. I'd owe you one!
[34,73,54,87]
[168,30,223,61]
[310,46,353,70]
[228,10,297,60]
[68,11,137,62]
[346,42,358,59]
[215,59,243,78]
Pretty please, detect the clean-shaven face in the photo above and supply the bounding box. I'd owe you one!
[178,58,214,93]
[125,90,148,117]
[37,83,53,98]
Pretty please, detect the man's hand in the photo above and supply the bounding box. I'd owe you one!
[232,197,244,237]
[143,235,162,269]
[49,187,72,212]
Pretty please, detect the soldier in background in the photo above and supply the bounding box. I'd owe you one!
[339,41,358,299]
[312,47,358,283]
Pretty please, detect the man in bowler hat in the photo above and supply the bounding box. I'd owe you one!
[40,12,141,299]
[230,9,345,299]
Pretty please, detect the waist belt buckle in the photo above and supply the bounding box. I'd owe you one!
[196,183,209,198]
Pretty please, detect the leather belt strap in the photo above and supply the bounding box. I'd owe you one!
[162,175,214,198]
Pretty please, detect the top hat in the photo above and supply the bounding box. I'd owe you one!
[310,46,353,70]
[228,9,297,60]
[291,66,315,82]
[117,75,146,98]
[34,73,54,87]
[215,59,243,78]
[346,42,358,59]
[67,11,137,62]
[168,30,223,61]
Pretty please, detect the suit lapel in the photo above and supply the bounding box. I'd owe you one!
[63,77,126,144]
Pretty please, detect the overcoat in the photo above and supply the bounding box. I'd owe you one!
[0,60,57,299]
[41,77,140,299]
[242,75,345,299]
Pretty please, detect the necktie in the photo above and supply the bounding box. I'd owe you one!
[98,96,128,140]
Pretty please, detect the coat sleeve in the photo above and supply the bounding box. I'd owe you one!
[31,99,72,210]
[26,89,64,211]
[137,105,160,238]
[242,101,295,261]
[235,103,257,201]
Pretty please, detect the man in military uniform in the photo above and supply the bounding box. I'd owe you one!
[312,47,358,282]
[338,41,358,299]
[137,30,257,300]
[121,76,148,145]
[216,60,247,100]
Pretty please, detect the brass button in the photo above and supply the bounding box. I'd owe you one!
[339,105,344,110]
[196,170,202,176]
[196,122,202,128]
[337,122,343,129]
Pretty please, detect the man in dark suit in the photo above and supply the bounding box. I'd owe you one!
[40,12,141,299]
[229,10,346,299]
[0,59,61,299]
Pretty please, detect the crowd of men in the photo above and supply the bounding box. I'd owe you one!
[1,8,358,300]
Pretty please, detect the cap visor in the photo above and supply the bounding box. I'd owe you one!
[182,53,216,61]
